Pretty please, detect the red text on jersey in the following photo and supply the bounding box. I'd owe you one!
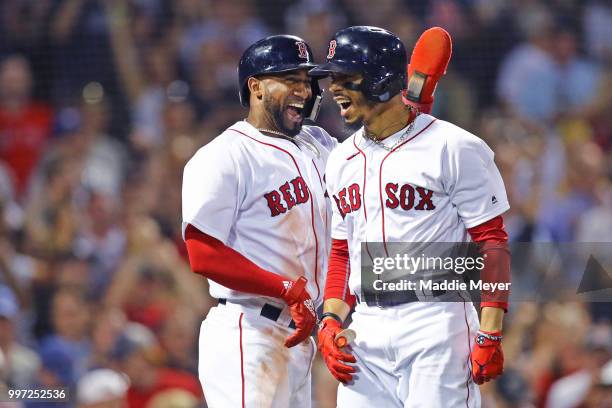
[264,176,310,217]
[333,183,361,219]
[385,183,436,211]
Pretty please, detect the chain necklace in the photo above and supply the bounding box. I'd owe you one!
[362,117,417,152]
[258,128,320,158]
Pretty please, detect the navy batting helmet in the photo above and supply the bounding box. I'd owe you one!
[309,26,407,102]
[238,35,322,121]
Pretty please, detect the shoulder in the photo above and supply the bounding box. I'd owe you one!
[424,118,494,167]
[184,125,245,173]
[300,125,338,152]
[325,131,361,177]
[425,116,491,154]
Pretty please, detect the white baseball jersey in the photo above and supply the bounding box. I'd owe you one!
[325,113,510,298]
[325,113,509,407]
[182,120,336,306]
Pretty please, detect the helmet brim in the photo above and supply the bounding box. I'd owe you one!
[309,61,360,78]
[258,62,318,77]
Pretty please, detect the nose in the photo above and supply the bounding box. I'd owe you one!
[294,81,311,99]
[328,78,344,93]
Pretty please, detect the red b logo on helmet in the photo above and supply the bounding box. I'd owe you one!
[296,41,308,59]
[327,40,337,59]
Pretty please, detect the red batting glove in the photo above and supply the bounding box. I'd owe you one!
[471,330,504,384]
[402,26,452,114]
[281,276,317,348]
[317,318,356,383]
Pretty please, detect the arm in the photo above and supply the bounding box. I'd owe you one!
[185,224,290,298]
[321,238,355,321]
[185,224,316,348]
[50,0,85,43]
[103,0,146,105]
[318,238,357,383]
[467,215,510,384]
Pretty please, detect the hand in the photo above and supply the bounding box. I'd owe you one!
[471,330,504,384]
[280,276,317,348]
[317,318,356,383]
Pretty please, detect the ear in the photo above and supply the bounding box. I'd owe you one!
[248,77,263,102]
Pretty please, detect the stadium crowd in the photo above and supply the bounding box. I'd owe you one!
[0,0,611,406]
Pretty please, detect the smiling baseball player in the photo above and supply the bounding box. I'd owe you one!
[182,35,337,407]
[310,26,511,407]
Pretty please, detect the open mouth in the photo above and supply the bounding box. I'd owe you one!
[286,102,304,123]
[335,97,353,118]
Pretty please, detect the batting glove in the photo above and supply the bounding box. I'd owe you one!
[317,318,356,383]
[471,330,504,384]
[281,276,317,348]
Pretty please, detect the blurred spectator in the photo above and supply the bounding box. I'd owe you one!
[496,5,558,123]
[112,323,202,408]
[0,55,53,198]
[178,0,268,68]
[545,322,612,407]
[89,307,127,370]
[583,0,612,63]
[76,368,129,408]
[535,141,605,243]
[49,0,119,105]
[35,339,75,408]
[187,38,241,122]
[550,26,602,118]
[38,288,92,389]
[284,0,346,57]
[23,153,82,258]
[159,307,199,376]
[105,0,180,148]
[72,101,128,196]
[0,285,40,388]
[73,192,126,298]
[105,215,208,330]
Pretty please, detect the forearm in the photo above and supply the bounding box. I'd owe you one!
[184,224,286,299]
[322,298,351,322]
[322,239,355,322]
[480,306,504,332]
[468,215,511,312]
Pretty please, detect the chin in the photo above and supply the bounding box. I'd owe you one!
[282,121,302,137]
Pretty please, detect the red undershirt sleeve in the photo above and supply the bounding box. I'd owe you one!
[184,224,287,298]
[324,238,356,308]
[467,215,511,312]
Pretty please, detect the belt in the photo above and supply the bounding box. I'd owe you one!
[218,299,296,329]
[358,288,448,307]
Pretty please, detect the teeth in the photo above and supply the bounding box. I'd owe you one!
[288,103,304,108]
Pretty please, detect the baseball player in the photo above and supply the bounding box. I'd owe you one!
[310,26,511,407]
[181,35,337,407]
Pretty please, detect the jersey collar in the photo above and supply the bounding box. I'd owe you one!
[355,113,434,149]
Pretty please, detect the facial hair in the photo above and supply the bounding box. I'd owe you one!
[263,93,302,137]
[341,94,377,136]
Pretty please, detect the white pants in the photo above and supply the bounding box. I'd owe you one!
[199,303,316,408]
[337,301,481,408]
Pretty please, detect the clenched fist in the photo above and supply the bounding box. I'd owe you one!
[281,276,317,348]
[317,318,356,383]
[471,330,504,384]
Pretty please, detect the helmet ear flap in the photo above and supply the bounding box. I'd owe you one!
[304,79,323,121]
[367,73,407,102]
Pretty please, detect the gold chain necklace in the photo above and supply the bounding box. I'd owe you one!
[362,115,418,152]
